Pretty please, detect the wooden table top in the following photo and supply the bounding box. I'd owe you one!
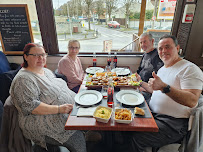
[65,85,159,132]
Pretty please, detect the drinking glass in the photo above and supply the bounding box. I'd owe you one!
[105,65,111,72]
[101,85,108,99]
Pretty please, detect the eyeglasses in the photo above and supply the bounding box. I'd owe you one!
[27,53,48,58]
[69,47,80,50]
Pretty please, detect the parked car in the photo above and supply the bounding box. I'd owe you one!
[108,21,120,28]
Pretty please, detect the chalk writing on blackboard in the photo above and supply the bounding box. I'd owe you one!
[0,4,33,54]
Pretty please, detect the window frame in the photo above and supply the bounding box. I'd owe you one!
[34,0,177,56]
[35,0,59,55]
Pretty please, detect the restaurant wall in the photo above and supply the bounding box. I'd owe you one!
[6,56,142,73]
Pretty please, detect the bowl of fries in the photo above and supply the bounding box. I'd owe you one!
[114,108,133,124]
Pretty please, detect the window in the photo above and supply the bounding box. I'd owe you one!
[0,0,176,54]
[52,0,176,53]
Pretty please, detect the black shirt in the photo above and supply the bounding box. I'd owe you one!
[137,48,164,82]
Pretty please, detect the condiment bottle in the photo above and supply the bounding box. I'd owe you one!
[113,52,117,68]
[107,52,111,66]
[107,78,114,108]
[93,52,97,67]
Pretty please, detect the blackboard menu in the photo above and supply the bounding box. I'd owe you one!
[0,4,33,54]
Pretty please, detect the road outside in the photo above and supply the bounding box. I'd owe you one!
[33,20,172,53]
[56,21,136,53]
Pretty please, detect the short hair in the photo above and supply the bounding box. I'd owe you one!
[140,32,153,41]
[22,43,45,68]
[68,40,80,48]
[159,35,179,46]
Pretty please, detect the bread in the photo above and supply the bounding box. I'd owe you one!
[134,107,145,115]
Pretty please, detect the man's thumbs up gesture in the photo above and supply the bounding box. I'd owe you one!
[148,71,166,91]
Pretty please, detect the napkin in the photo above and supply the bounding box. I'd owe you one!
[76,107,97,117]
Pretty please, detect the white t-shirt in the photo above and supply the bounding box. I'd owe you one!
[149,59,203,118]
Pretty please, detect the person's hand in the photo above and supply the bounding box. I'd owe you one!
[135,73,142,81]
[148,72,166,91]
[59,104,73,114]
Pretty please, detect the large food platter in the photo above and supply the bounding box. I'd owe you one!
[85,72,141,89]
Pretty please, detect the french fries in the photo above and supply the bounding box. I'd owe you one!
[115,109,131,120]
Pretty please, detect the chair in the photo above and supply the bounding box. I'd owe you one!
[0,97,33,152]
[152,94,203,152]
[0,51,20,74]
[0,100,3,132]
[0,97,63,152]
[0,51,11,74]
[0,68,21,104]
[54,69,68,82]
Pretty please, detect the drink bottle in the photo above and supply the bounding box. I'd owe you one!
[107,78,114,108]
[93,52,97,67]
[107,52,111,66]
[113,52,117,68]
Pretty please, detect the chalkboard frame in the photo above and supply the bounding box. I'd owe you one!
[0,4,34,54]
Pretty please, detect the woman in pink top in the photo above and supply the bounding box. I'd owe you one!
[58,40,85,93]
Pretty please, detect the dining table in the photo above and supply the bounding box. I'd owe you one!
[64,68,159,132]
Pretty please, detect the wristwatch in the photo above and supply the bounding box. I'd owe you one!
[162,85,171,93]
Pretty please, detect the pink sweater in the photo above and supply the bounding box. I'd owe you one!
[58,55,85,89]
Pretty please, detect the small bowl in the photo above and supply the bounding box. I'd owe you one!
[93,106,112,123]
[114,108,133,124]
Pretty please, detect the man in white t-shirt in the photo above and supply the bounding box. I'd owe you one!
[118,35,203,152]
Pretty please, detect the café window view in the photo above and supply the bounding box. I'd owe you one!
[53,0,175,53]
[0,0,175,54]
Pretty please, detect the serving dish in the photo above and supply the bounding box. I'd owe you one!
[114,108,133,124]
[93,106,112,123]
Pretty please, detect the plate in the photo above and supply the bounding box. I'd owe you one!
[75,90,102,106]
[111,68,130,76]
[116,90,144,106]
[86,67,104,74]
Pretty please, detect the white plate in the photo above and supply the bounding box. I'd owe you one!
[116,90,144,106]
[75,90,102,106]
[111,68,130,76]
[85,67,104,74]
